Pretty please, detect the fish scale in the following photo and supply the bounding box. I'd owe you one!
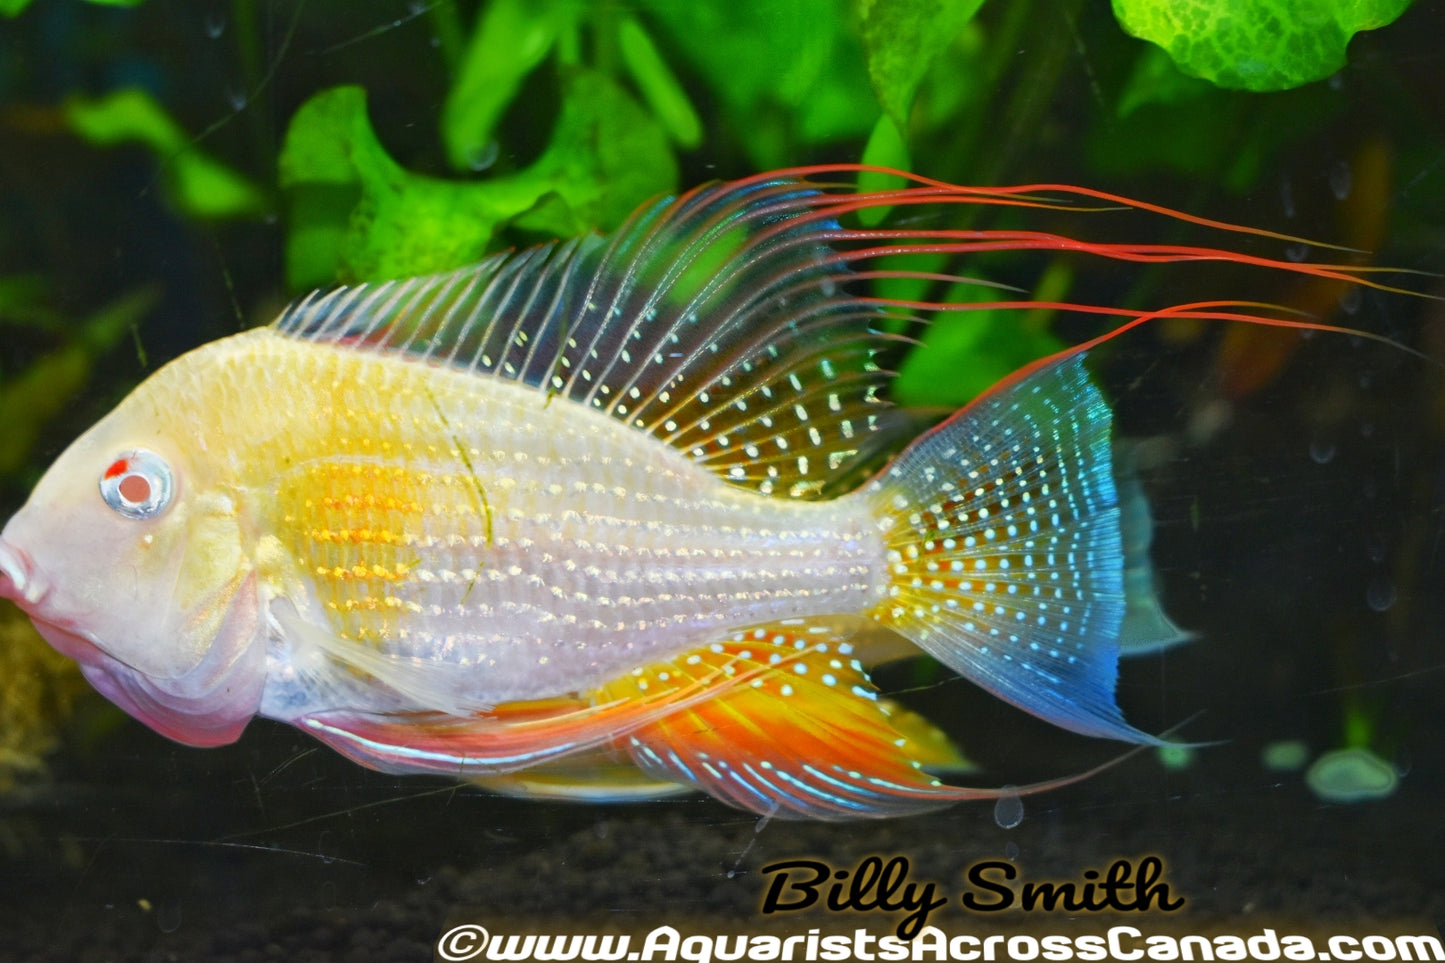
[229,334,889,703]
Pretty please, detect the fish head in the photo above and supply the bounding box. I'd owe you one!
[0,387,265,747]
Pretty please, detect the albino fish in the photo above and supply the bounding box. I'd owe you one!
[0,166,1389,819]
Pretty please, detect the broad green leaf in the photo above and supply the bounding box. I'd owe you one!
[859,0,986,129]
[279,78,675,288]
[1112,0,1415,91]
[511,68,678,237]
[911,18,987,130]
[281,86,554,286]
[64,89,266,219]
[442,0,571,172]
[856,114,912,227]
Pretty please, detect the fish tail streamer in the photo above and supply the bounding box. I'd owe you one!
[865,353,1162,744]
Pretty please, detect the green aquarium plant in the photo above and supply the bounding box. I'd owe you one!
[1304,691,1400,803]
[0,604,88,793]
[1305,747,1399,803]
[1113,0,1414,91]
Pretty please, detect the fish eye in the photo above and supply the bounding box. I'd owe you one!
[99,450,174,520]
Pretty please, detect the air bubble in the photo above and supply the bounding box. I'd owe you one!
[1279,176,1295,218]
[1329,160,1353,201]
[1338,286,1362,315]
[993,788,1024,829]
[1003,840,1020,861]
[156,898,183,934]
[1309,439,1336,464]
[203,13,226,39]
[1285,243,1310,263]
[1366,576,1397,612]
[465,140,500,172]
[226,86,248,112]
[1365,533,1387,563]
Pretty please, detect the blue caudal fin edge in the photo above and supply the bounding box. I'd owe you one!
[867,354,1165,745]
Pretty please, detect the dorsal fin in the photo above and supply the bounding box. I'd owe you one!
[274,164,1410,500]
[273,175,914,499]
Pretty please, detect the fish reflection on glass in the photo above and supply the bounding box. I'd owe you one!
[0,166,1380,819]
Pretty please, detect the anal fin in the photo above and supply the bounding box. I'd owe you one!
[594,624,985,821]
[299,622,1140,814]
[470,747,693,803]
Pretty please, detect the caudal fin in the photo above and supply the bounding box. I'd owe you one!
[865,355,1161,744]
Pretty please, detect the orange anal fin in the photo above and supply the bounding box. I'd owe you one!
[877,698,977,774]
[595,626,984,820]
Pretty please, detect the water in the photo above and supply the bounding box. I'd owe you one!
[0,2,1441,958]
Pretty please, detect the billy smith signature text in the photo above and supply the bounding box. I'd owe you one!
[759,856,1183,940]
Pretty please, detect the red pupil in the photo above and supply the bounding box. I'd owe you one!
[118,474,152,504]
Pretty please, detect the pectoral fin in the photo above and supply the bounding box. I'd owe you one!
[299,679,725,778]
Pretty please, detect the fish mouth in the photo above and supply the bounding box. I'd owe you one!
[0,538,47,608]
[0,539,93,664]
[0,539,122,671]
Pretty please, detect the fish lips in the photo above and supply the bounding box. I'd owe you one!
[0,539,45,608]
[1,545,265,748]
